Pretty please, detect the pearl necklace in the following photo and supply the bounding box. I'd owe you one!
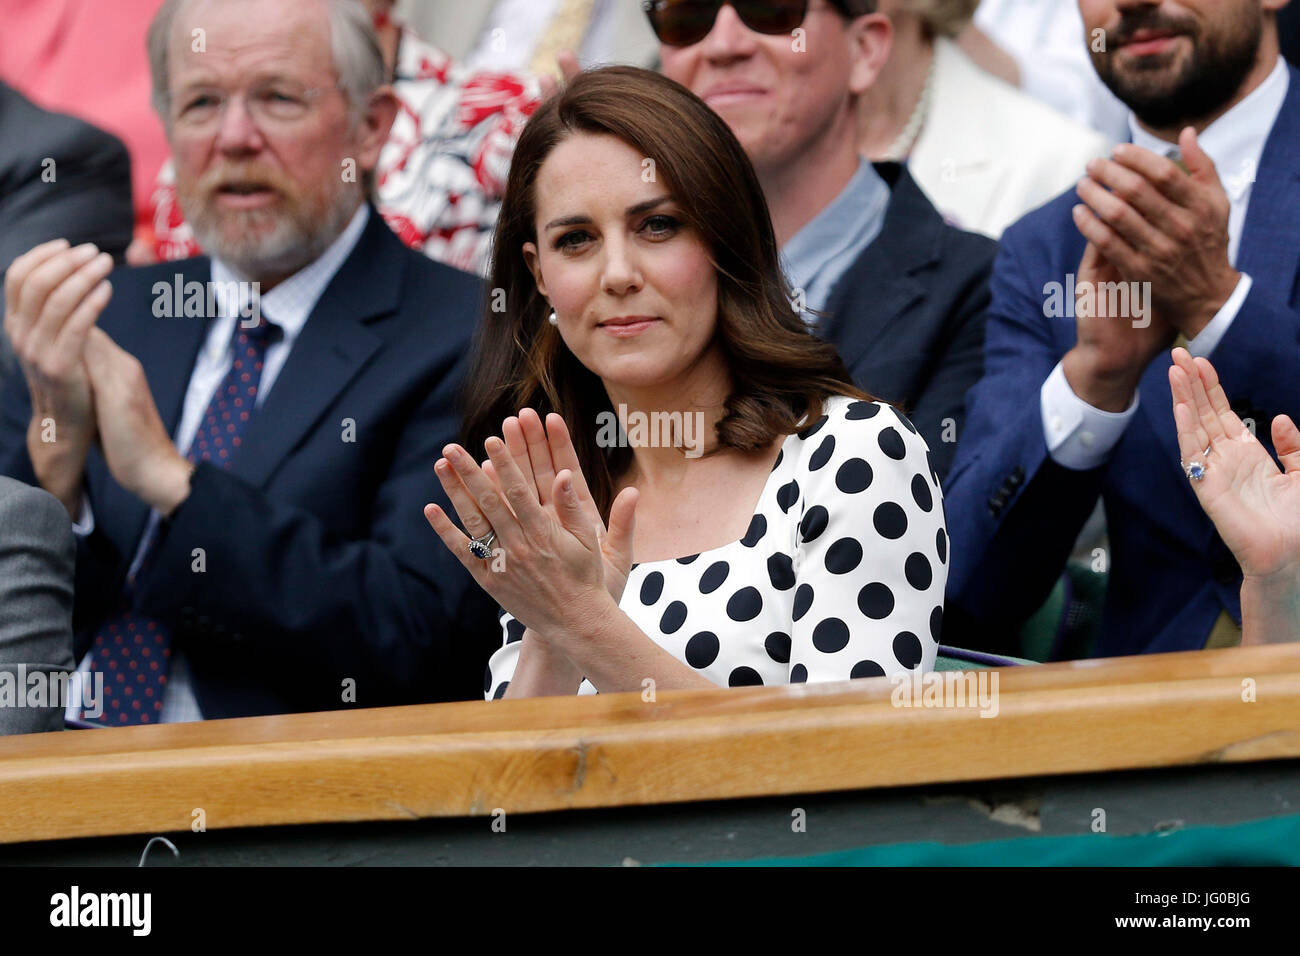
[882,50,937,162]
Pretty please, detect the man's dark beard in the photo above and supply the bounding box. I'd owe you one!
[1092,8,1263,130]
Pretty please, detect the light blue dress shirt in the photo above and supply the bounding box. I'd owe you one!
[780,159,891,321]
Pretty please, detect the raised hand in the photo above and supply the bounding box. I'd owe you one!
[478,408,638,604]
[425,420,633,646]
[1075,128,1241,339]
[3,239,115,515]
[1061,239,1177,413]
[82,328,195,516]
[1168,348,1300,583]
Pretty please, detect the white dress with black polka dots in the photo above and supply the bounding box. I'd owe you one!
[484,395,948,698]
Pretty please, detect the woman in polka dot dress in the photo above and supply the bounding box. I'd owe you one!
[423,67,947,699]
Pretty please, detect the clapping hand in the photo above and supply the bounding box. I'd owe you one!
[424,409,638,645]
[1076,129,1241,339]
[481,409,638,603]
[4,239,116,515]
[82,327,195,516]
[1063,240,1177,412]
[1169,348,1300,581]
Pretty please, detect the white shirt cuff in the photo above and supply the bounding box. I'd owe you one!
[71,493,94,536]
[1041,361,1138,470]
[1185,273,1252,358]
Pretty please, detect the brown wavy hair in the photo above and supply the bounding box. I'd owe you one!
[461,66,869,516]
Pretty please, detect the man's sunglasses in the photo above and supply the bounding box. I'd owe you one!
[643,1,858,48]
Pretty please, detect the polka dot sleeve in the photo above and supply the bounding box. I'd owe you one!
[483,611,524,701]
[785,399,948,683]
[486,609,598,699]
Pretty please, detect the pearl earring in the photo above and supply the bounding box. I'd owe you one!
[548,311,559,326]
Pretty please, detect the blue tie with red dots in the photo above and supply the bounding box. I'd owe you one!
[89,315,280,725]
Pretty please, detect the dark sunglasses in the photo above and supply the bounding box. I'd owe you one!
[643,0,817,48]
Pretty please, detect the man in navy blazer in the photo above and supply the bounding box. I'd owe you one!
[944,0,1300,655]
[0,0,496,721]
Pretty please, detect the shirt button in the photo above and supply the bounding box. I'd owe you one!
[1080,431,1096,447]
[1050,415,1064,433]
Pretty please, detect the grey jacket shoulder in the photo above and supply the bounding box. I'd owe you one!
[0,476,75,735]
[0,474,72,537]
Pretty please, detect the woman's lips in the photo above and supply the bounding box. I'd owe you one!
[598,318,661,337]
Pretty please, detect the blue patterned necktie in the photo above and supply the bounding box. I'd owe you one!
[88,315,281,725]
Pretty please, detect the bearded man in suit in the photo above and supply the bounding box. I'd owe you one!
[944,0,1300,654]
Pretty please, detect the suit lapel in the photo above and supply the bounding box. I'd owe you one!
[94,258,213,555]
[1235,65,1300,303]
[124,258,215,436]
[233,212,404,488]
[1138,352,1186,492]
[818,164,935,370]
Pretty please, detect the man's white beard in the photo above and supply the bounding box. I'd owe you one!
[185,183,362,281]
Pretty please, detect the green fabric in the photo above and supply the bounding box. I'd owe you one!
[935,651,1036,670]
[683,812,1300,867]
[1018,562,1109,662]
[1018,576,1066,662]
[1064,562,1107,658]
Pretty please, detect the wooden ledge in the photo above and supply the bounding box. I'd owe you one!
[1,644,1298,844]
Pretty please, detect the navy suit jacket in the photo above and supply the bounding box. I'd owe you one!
[0,208,500,718]
[819,163,996,479]
[942,66,1300,657]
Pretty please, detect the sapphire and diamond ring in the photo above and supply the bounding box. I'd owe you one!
[468,530,498,560]
[1182,446,1212,482]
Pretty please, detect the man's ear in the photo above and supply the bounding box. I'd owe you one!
[355,85,399,174]
[522,241,548,299]
[846,13,893,97]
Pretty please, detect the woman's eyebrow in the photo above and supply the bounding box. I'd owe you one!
[543,214,592,230]
[543,196,673,231]
[626,196,672,216]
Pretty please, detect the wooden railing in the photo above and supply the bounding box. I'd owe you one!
[1,644,1298,844]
